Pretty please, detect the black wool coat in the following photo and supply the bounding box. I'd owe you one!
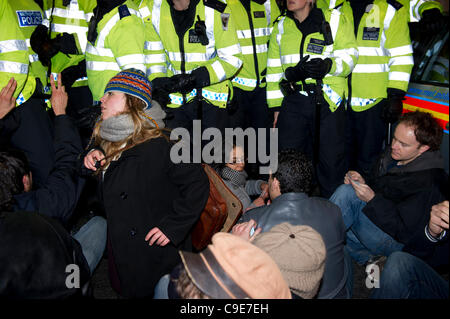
[101,136,209,298]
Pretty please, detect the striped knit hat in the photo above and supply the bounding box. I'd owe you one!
[104,69,152,109]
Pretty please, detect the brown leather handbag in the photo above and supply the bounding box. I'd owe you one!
[191,164,243,251]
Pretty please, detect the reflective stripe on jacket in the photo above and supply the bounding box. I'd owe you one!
[85,0,145,101]
[318,0,443,23]
[266,7,358,111]
[42,0,96,87]
[143,0,243,108]
[6,0,49,104]
[0,1,31,105]
[336,0,413,111]
[227,0,280,91]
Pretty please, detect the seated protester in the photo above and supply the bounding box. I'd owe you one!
[0,210,91,298]
[237,149,350,299]
[167,232,292,299]
[233,221,327,299]
[330,111,448,266]
[0,150,106,277]
[218,143,269,212]
[0,75,86,226]
[82,69,210,298]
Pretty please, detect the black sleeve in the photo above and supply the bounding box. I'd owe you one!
[0,109,21,148]
[35,115,85,225]
[158,141,210,246]
[363,185,446,244]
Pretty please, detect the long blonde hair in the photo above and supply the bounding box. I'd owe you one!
[91,95,169,169]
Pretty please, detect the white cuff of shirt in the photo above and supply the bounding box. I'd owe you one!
[425,225,447,242]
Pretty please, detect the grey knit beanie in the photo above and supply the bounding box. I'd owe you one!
[253,223,326,299]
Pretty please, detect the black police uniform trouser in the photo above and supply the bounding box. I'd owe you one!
[228,86,271,130]
[277,92,346,198]
[10,97,55,189]
[165,98,229,136]
[345,99,387,178]
[66,85,94,147]
[227,86,272,178]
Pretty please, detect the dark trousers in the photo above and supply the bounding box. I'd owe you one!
[277,92,346,198]
[227,86,271,130]
[165,99,229,134]
[66,85,94,147]
[227,86,272,178]
[370,251,449,299]
[346,100,387,177]
[10,98,55,189]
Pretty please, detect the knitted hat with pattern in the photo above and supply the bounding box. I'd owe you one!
[105,69,152,108]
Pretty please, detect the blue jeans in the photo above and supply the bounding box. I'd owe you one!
[153,274,170,299]
[330,184,404,265]
[370,251,449,299]
[72,216,107,275]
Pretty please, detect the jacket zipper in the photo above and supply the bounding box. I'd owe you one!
[179,34,187,104]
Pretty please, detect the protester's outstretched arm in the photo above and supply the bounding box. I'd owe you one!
[0,78,20,147]
[35,74,85,225]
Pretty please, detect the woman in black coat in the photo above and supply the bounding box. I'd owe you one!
[83,69,209,298]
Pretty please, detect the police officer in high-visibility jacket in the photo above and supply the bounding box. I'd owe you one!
[85,0,146,102]
[226,0,281,129]
[30,0,96,133]
[0,1,30,106]
[329,0,414,177]
[318,0,444,22]
[143,0,243,133]
[2,0,55,189]
[267,0,358,198]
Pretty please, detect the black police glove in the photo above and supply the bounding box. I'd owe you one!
[421,8,447,34]
[381,88,405,124]
[152,88,171,109]
[61,60,87,90]
[54,33,79,55]
[74,105,101,130]
[151,77,172,108]
[279,79,300,96]
[170,73,197,94]
[303,58,333,80]
[284,55,310,82]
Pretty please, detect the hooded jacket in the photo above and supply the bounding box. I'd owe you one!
[363,148,448,249]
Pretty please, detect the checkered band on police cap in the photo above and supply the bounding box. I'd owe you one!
[105,69,152,108]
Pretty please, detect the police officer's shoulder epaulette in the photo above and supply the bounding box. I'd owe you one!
[334,2,344,10]
[273,12,285,24]
[387,0,403,10]
[203,0,227,13]
[118,4,131,19]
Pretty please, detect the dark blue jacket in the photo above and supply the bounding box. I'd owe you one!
[13,115,85,226]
